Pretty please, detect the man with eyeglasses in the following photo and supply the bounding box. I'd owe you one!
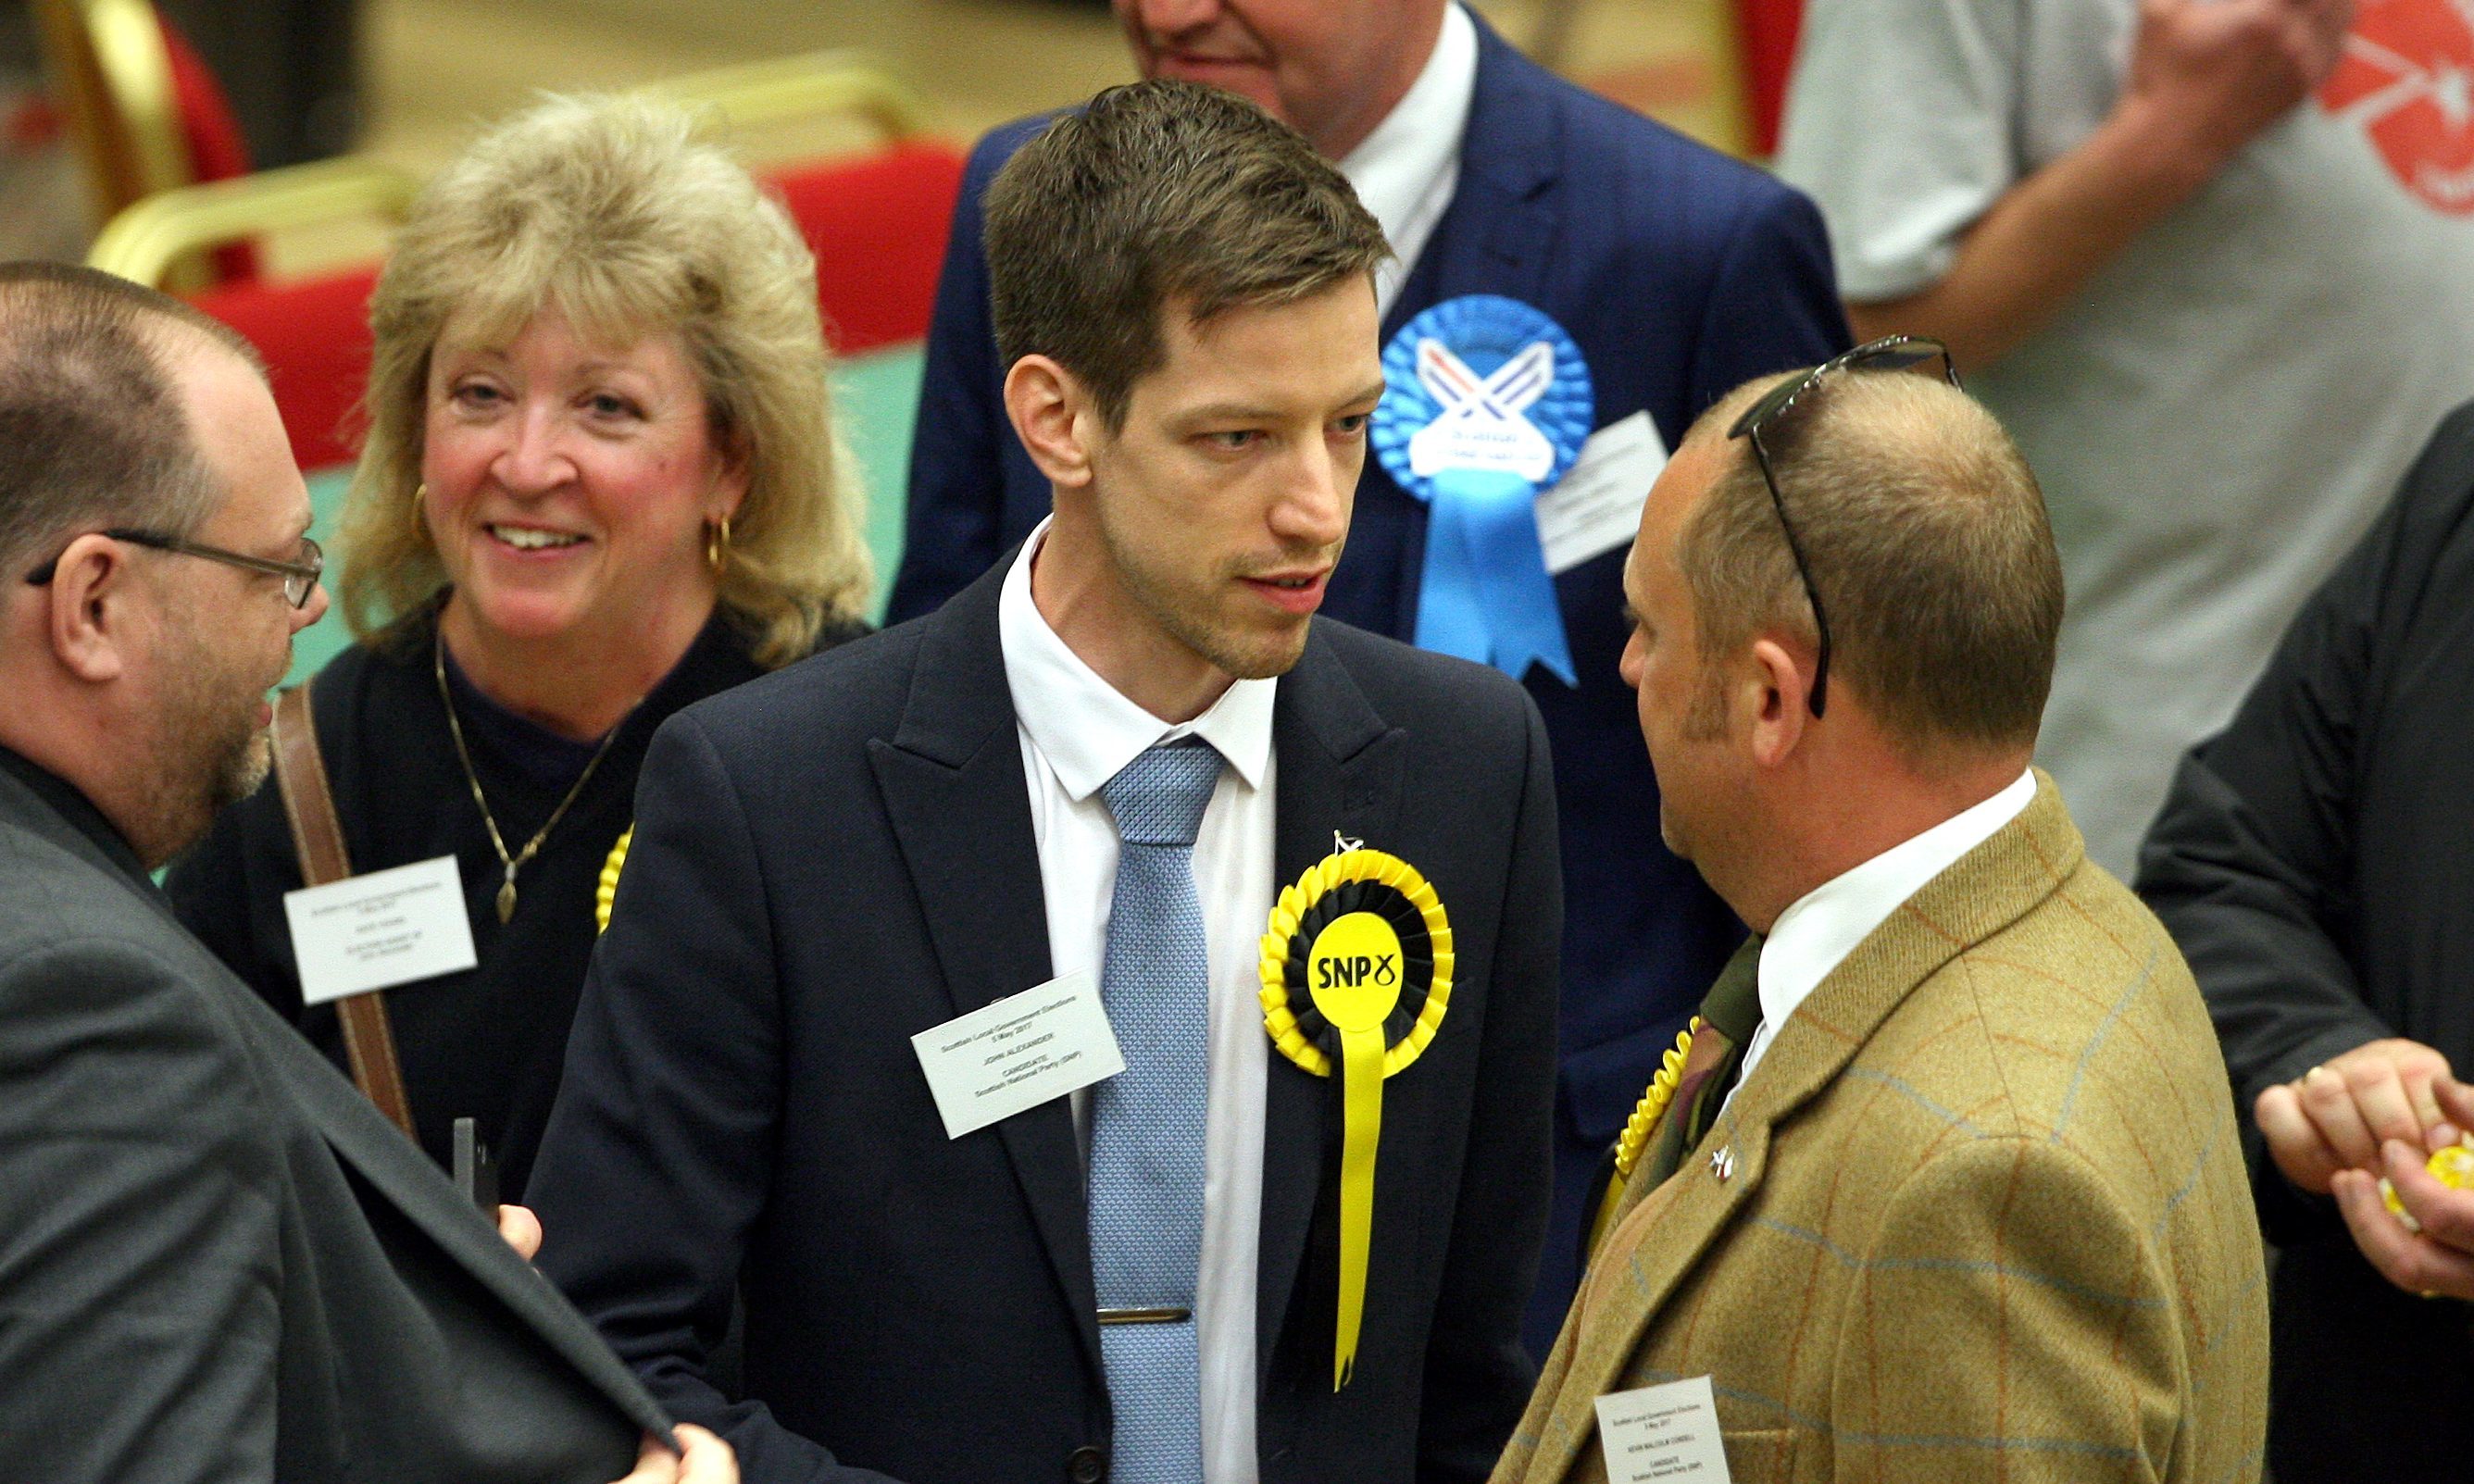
[0,262,731,1484]
[1492,349,2268,1484]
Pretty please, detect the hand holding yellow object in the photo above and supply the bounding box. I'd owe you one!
[2380,1139,2474,1233]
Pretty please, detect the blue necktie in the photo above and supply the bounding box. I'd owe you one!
[1089,739,1223,1484]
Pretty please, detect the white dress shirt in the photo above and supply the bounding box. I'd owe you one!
[1339,2,1478,316]
[1726,770,2038,1111]
[999,519,1273,1484]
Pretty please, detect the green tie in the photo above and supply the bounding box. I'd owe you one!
[1632,937,1765,1191]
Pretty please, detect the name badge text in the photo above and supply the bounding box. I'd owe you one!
[1593,1374,1733,1483]
[284,854,480,1005]
[911,970,1124,1140]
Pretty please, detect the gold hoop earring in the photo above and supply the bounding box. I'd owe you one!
[706,515,731,575]
[411,481,429,542]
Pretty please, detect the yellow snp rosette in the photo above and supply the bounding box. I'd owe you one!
[595,826,632,933]
[1257,842,1452,1391]
[1584,1017,1700,1258]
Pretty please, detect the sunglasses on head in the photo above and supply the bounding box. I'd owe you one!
[1726,335,1960,717]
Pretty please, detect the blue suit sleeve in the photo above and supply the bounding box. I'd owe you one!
[530,713,904,1484]
[1690,183,1851,406]
[886,133,1014,626]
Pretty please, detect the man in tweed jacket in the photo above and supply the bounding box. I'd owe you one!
[1494,357,2268,1483]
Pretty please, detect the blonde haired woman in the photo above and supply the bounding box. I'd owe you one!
[170,93,870,1196]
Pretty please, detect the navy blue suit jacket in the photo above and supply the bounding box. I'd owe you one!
[528,559,1561,1484]
[888,12,1848,1346]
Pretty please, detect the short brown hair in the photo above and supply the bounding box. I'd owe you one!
[983,79,1389,430]
[1676,369,2064,755]
[0,261,263,578]
[337,94,869,667]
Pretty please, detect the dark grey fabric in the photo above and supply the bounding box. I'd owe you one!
[0,746,668,1482]
[529,554,1563,1484]
[2137,401,2474,1482]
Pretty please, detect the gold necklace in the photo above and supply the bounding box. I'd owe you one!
[434,631,640,923]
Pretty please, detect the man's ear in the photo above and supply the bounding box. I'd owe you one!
[45,534,135,683]
[1743,635,1814,768]
[1004,355,1096,490]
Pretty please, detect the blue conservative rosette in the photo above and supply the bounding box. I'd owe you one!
[1371,294,1593,686]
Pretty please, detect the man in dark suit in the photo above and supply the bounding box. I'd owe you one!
[886,0,1848,1347]
[530,81,1559,1484]
[0,261,727,1484]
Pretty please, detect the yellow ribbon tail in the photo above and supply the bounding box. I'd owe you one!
[1333,1023,1386,1390]
[1584,1171,1629,1262]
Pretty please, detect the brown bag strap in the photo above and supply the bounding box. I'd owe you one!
[271,681,417,1140]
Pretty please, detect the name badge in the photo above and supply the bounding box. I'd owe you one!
[284,854,480,1006]
[1594,1375,1733,1483]
[912,970,1125,1140]
[1536,410,1668,575]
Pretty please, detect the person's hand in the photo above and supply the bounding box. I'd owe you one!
[496,1203,544,1261]
[610,1426,735,1484]
[2255,1038,2456,1193]
[2330,1073,2474,1299]
[2325,1073,2474,1299]
[2125,0,2355,173]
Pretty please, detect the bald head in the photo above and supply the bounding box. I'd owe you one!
[0,262,265,582]
[1670,367,2064,758]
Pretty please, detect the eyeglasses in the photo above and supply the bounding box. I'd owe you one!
[23,528,325,609]
[1728,335,1960,717]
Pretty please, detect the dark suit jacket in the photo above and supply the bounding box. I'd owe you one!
[2137,401,2474,1482]
[527,557,1562,1484]
[0,747,668,1483]
[886,7,1847,1345]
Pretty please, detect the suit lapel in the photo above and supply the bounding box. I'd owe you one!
[1256,627,1405,1383]
[1730,774,2083,1152]
[1528,775,2084,1480]
[866,559,1101,1378]
[1526,1116,1774,1480]
[263,1017,673,1437]
[1388,13,1563,342]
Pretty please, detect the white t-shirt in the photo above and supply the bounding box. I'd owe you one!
[1778,0,2474,876]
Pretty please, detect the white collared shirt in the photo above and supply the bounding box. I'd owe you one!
[1339,2,1478,316]
[1726,770,2038,1107]
[998,518,1273,1484]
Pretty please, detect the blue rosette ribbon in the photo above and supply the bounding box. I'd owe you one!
[1371,294,1593,687]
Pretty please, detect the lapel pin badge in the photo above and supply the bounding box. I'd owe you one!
[1708,1145,1735,1182]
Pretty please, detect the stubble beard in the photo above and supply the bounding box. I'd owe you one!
[138,629,275,866]
[1653,667,1737,866]
[1103,523,1322,682]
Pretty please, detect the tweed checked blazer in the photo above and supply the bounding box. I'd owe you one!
[1493,775,2268,1484]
